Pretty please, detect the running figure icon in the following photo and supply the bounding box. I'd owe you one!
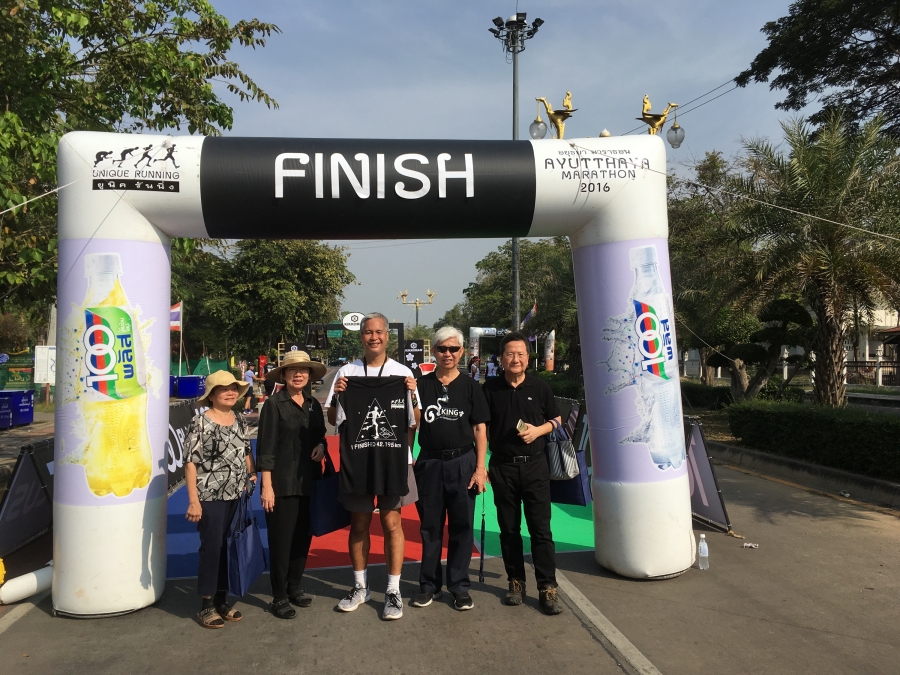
[134,145,155,168]
[154,144,179,169]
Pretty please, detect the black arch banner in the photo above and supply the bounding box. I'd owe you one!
[199,138,537,239]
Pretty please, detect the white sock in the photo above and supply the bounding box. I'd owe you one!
[386,574,401,595]
[354,569,367,589]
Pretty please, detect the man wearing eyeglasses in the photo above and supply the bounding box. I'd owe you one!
[482,331,562,615]
[410,326,489,611]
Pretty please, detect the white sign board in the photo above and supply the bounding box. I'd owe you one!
[34,346,56,384]
[342,312,364,331]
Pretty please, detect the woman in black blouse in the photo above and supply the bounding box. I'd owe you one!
[257,350,328,619]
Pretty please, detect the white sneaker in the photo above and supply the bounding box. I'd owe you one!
[382,590,403,620]
[337,584,371,612]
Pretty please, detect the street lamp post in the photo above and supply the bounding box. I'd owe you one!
[398,289,436,327]
[490,12,543,330]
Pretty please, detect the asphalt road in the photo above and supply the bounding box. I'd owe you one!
[3,459,899,674]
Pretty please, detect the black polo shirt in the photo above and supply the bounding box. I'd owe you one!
[482,374,560,460]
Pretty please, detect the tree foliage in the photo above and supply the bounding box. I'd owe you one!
[1,0,279,308]
[717,112,900,406]
[437,237,580,371]
[736,1,900,136]
[171,240,355,361]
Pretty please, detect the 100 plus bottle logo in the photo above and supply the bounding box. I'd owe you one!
[633,300,674,380]
[83,308,142,399]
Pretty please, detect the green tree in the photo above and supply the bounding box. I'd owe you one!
[719,112,900,406]
[736,1,900,136]
[707,299,814,402]
[436,237,581,376]
[1,0,279,307]
[170,239,355,362]
[668,152,763,386]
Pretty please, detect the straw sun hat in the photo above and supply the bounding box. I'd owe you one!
[197,370,250,406]
[265,350,327,383]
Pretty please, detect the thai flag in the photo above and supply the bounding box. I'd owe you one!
[520,303,537,330]
[170,302,182,331]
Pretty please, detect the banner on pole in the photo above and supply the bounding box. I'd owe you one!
[684,418,732,532]
[403,340,424,377]
[170,302,182,331]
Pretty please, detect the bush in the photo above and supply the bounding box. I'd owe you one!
[680,381,732,409]
[727,401,900,482]
[536,370,583,400]
[755,375,805,403]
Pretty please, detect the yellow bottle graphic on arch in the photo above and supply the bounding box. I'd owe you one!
[81,253,152,497]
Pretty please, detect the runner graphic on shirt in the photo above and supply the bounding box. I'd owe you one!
[356,399,398,442]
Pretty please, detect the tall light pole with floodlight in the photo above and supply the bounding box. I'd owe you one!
[489,12,543,330]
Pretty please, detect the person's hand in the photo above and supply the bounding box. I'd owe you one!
[311,443,326,462]
[468,466,489,493]
[333,376,348,394]
[518,423,545,445]
[261,484,275,513]
[405,376,417,392]
[185,501,202,523]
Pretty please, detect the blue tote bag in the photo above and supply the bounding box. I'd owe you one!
[309,452,352,537]
[227,490,267,598]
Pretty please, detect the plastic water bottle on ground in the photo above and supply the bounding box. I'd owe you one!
[698,533,709,570]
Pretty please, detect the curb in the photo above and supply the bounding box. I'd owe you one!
[705,440,900,509]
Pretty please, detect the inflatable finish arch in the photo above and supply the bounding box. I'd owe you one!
[55,131,691,616]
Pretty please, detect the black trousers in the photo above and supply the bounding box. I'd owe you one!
[197,499,239,597]
[414,451,476,594]
[265,495,312,600]
[488,456,557,589]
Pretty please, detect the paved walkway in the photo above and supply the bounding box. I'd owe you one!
[3,459,898,673]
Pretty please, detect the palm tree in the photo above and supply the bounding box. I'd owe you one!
[720,112,900,406]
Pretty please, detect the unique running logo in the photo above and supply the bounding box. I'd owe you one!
[633,301,673,380]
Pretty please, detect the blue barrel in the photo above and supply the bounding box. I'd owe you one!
[0,392,13,430]
[176,375,203,399]
[169,376,177,398]
[11,390,34,425]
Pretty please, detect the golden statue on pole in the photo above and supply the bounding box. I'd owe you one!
[535,91,576,139]
[637,95,679,135]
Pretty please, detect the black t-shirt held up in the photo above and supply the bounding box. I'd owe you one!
[482,373,560,460]
[417,372,490,452]
[338,376,410,497]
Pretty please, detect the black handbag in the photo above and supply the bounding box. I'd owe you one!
[309,452,352,537]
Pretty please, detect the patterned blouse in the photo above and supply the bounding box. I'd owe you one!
[184,413,251,501]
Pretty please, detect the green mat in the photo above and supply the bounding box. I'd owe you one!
[411,438,594,555]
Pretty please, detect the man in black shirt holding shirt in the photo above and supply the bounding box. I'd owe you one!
[412,326,489,611]
[482,331,563,615]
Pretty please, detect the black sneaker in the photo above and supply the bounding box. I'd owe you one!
[505,579,526,606]
[539,587,563,615]
[288,588,313,608]
[452,592,474,611]
[411,591,434,608]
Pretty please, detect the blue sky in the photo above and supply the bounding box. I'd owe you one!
[211,0,801,327]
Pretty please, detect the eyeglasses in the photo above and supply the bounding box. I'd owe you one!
[435,345,462,354]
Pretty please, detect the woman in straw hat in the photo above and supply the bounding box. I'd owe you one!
[184,370,257,629]
[257,350,328,619]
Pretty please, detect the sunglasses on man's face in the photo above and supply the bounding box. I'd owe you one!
[435,345,462,354]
